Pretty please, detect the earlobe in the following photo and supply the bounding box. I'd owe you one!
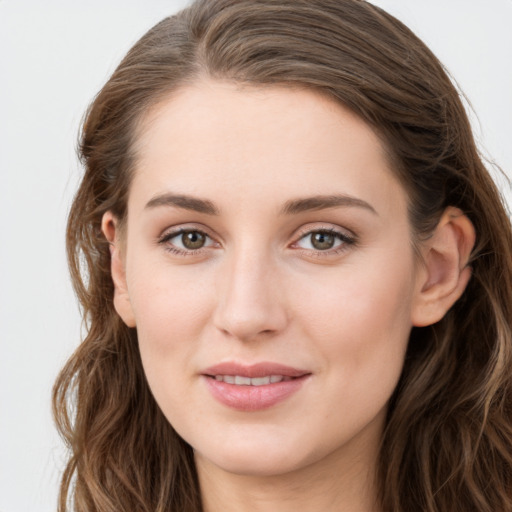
[411,207,476,327]
[101,212,136,328]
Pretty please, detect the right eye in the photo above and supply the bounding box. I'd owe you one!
[159,228,217,255]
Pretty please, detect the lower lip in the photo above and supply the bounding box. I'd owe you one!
[203,376,309,411]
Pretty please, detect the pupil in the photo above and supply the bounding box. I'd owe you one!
[312,232,334,250]
[182,231,205,249]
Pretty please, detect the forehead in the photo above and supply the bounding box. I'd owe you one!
[129,80,407,219]
[136,80,382,157]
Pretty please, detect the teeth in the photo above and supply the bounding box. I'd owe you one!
[251,376,271,386]
[213,375,289,386]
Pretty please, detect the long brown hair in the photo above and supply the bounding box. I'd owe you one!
[53,1,512,510]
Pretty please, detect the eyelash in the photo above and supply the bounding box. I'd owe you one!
[158,228,216,257]
[292,227,356,257]
[157,226,357,258]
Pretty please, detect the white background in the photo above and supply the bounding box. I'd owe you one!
[1,1,511,511]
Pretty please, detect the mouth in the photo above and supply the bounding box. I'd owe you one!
[201,362,311,411]
[208,375,297,386]
[202,361,310,379]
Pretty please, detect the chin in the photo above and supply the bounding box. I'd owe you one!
[197,449,305,477]
[191,428,324,478]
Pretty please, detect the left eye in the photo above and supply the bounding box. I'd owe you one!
[296,230,349,251]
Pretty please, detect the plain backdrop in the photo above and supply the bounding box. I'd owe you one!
[1,1,511,511]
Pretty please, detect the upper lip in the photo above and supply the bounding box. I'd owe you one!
[202,362,310,378]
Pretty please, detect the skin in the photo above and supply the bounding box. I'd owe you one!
[103,80,475,512]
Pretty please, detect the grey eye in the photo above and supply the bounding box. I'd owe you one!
[294,228,356,254]
[180,230,207,250]
[296,230,345,251]
[310,232,336,250]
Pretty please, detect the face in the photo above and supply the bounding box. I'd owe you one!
[109,81,424,478]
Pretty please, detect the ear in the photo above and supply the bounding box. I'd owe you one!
[101,211,136,328]
[411,207,476,327]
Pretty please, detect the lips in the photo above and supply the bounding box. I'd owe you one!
[201,362,311,411]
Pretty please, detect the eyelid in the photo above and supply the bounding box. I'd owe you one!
[290,223,357,255]
[157,224,220,255]
[293,223,356,242]
[158,223,217,241]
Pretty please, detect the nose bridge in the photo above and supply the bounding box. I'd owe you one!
[213,241,287,341]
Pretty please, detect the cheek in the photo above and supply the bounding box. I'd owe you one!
[290,270,413,448]
[300,258,413,329]
[126,261,215,375]
[293,252,415,390]
[126,264,219,430]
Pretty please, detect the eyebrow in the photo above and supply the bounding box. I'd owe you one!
[280,195,377,216]
[144,192,377,216]
[145,193,220,215]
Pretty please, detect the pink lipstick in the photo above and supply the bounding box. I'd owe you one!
[201,362,311,411]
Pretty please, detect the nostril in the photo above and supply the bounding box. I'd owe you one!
[212,275,289,341]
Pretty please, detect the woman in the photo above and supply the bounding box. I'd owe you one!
[53,0,512,510]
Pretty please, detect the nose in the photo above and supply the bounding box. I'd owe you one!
[213,247,289,342]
